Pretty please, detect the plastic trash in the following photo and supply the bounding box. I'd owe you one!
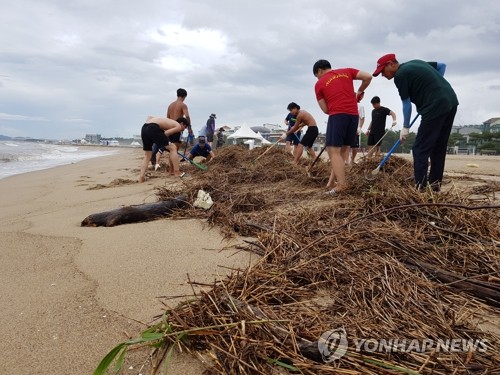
[193,189,213,210]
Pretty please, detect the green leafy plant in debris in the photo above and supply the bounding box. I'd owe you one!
[93,311,281,375]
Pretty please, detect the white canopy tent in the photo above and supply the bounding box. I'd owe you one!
[227,123,262,140]
[256,131,272,145]
[243,139,256,149]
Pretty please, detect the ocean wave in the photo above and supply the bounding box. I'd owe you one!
[0,144,119,179]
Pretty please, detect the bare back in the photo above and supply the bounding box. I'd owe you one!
[146,116,180,132]
[166,99,189,122]
[296,110,317,127]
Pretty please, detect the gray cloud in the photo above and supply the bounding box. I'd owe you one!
[0,0,499,139]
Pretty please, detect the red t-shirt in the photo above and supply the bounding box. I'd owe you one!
[315,68,359,115]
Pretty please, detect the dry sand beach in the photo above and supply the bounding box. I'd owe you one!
[0,148,255,375]
[0,149,498,374]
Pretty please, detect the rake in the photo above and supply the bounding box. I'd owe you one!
[177,152,208,171]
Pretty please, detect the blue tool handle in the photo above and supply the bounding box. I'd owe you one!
[378,139,401,169]
[377,114,420,169]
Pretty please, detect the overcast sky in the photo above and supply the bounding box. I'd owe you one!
[0,0,498,140]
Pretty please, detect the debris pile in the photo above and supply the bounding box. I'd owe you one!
[147,145,499,374]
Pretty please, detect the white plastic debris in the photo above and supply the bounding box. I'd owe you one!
[465,163,479,168]
[193,189,213,210]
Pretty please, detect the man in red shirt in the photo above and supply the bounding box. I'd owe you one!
[313,59,372,194]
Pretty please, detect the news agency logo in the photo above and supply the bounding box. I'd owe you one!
[318,328,489,362]
[317,328,348,362]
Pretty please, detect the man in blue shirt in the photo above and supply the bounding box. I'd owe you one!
[373,53,458,191]
[284,111,301,154]
[189,136,215,163]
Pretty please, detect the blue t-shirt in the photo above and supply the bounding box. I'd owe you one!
[285,113,296,130]
[190,143,212,157]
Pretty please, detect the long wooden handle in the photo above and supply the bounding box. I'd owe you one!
[254,139,280,161]
[364,129,391,159]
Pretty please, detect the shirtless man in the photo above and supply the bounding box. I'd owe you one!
[280,102,318,165]
[166,88,191,126]
[157,88,191,167]
[139,116,186,182]
[151,117,189,171]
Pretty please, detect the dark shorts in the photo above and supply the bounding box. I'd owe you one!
[351,133,360,148]
[169,132,181,143]
[368,132,384,146]
[150,144,167,164]
[286,131,302,145]
[206,131,214,142]
[300,126,319,148]
[325,114,358,147]
[141,123,169,151]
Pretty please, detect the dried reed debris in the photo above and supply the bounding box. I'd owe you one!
[151,145,499,374]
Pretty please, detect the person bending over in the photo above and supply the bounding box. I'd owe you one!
[139,116,185,182]
[189,136,215,163]
[151,117,188,171]
[372,53,458,191]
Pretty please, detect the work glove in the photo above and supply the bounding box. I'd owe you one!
[356,91,364,103]
[400,127,409,142]
[391,120,397,128]
[279,133,286,141]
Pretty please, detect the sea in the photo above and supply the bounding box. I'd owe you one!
[0,141,119,180]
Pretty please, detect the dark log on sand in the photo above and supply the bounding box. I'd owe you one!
[403,258,500,308]
[81,196,188,227]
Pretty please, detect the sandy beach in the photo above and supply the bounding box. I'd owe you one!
[0,148,255,375]
[0,149,498,374]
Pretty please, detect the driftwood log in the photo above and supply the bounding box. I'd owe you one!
[81,196,188,227]
[403,258,500,308]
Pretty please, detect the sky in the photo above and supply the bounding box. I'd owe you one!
[0,0,499,141]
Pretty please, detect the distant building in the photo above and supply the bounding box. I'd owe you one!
[452,117,500,136]
[483,117,500,131]
[452,125,482,135]
[85,134,101,144]
[484,117,500,133]
[261,123,284,132]
[250,126,271,139]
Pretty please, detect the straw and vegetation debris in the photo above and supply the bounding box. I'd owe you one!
[96,145,500,375]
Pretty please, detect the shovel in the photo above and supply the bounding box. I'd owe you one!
[368,114,420,179]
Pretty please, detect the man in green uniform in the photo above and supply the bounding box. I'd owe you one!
[373,53,459,191]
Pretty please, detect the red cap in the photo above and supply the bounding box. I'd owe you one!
[373,53,396,77]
